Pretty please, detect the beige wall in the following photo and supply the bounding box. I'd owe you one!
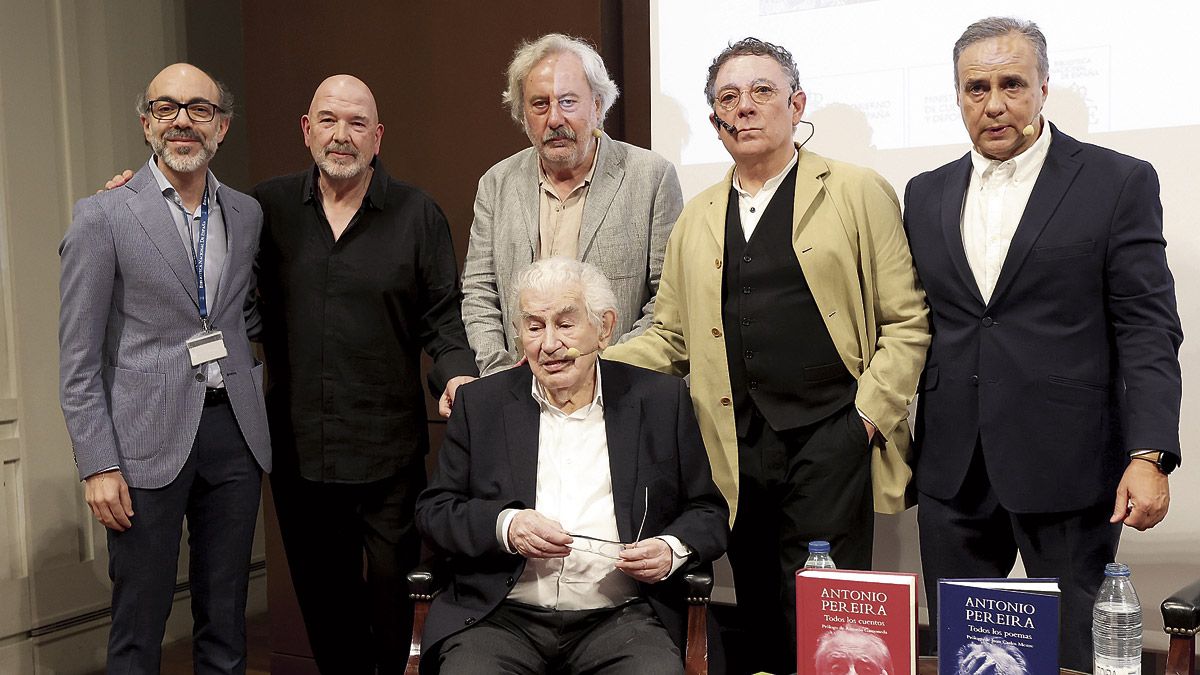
[0,2,263,673]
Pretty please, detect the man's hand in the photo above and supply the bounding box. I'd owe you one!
[507,509,571,559]
[96,169,134,193]
[438,375,477,418]
[84,470,134,531]
[1110,458,1170,530]
[615,538,672,583]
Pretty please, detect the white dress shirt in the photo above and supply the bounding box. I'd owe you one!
[732,150,799,240]
[961,124,1053,303]
[495,364,689,610]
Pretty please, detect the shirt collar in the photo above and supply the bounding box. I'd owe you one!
[530,359,604,417]
[146,155,220,206]
[732,148,799,198]
[537,137,601,193]
[302,156,388,210]
[970,120,1053,183]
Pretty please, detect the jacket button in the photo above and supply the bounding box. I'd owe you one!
[464,617,475,626]
[195,373,205,382]
[720,397,732,406]
[711,327,721,338]
[741,317,750,326]
[749,381,758,390]
[505,577,514,586]
[969,375,979,386]
[745,350,754,359]
[982,317,994,327]
[714,259,722,269]
[743,255,752,263]
[742,286,751,294]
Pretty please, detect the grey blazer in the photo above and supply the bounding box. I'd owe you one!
[461,134,683,375]
[59,166,270,489]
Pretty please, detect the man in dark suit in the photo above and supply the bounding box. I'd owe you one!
[60,63,270,672]
[415,257,728,674]
[903,17,1182,670]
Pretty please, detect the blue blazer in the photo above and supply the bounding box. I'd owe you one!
[902,124,1182,513]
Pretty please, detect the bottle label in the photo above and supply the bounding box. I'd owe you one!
[1094,658,1140,675]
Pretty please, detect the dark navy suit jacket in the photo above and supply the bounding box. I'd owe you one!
[903,124,1182,513]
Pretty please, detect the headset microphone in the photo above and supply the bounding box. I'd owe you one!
[564,346,600,360]
[710,114,739,137]
[1022,115,1041,138]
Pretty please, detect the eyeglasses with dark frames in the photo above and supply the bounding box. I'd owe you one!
[145,98,225,123]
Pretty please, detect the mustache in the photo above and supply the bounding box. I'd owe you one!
[324,142,358,157]
[163,129,201,142]
[542,126,576,143]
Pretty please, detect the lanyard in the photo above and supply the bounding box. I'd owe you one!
[172,183,213,329]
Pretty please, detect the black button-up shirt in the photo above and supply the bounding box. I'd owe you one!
[254,162,476,482]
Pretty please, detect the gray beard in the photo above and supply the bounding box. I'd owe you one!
[151,136,215,174]
[317,155,369,180]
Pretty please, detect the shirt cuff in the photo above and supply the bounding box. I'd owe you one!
[496,508,521,553]
[654,535,692,578]
[84,466,121,481]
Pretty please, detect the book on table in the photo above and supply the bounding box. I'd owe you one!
[937,578,1061,675]
[796,568,918,675]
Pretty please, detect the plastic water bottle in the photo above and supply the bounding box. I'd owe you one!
[1093,562,1142,675]
[804,540,836,569]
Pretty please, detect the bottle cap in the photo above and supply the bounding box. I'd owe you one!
[808,540,831,553]
[1104,562,1131,577]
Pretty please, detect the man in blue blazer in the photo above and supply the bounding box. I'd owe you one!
[59,63,270,673]
[903,18,1182,670]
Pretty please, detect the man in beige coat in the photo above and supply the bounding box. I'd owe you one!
[603,38,928,674]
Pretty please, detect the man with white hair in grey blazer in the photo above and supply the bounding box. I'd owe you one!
[452,33,683,406]
[59,63,269,673]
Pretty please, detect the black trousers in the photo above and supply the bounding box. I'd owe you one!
[436,600,682,674]
[270,465,425,675]
[917,441,1121,673]
[725,404,875,675]
[107,400,263,675]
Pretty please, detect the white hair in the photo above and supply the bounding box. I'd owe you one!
[501,33,619,127]
[511,257,618,330]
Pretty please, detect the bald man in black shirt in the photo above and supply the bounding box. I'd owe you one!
[254,75,475,674]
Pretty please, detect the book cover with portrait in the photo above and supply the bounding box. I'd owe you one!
[796,568,918,675]
[937,578,1060,675]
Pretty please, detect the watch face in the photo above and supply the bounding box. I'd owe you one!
[1159,452,1179,474]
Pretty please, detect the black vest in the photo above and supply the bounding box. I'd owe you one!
[721,164,856,436]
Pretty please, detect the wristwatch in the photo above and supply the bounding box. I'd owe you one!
[1132,450,1179,475]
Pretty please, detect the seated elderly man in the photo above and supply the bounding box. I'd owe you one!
[415,257,729,674]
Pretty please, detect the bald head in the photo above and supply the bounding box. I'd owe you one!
[302,74,384,182]
[308,74,379,123]
[147,63,218,103]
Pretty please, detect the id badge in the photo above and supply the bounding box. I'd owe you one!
[186,329,227,366]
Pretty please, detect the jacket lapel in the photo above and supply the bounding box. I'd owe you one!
[578,136,624,259]
[940,154,985,307]
[987,125,1083,308]
[601,362,640,543]
[503,370,542,507]
[212,184,240,317]
[517,150,541,257]
[790,149,828,244]
[126,168,200,308]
